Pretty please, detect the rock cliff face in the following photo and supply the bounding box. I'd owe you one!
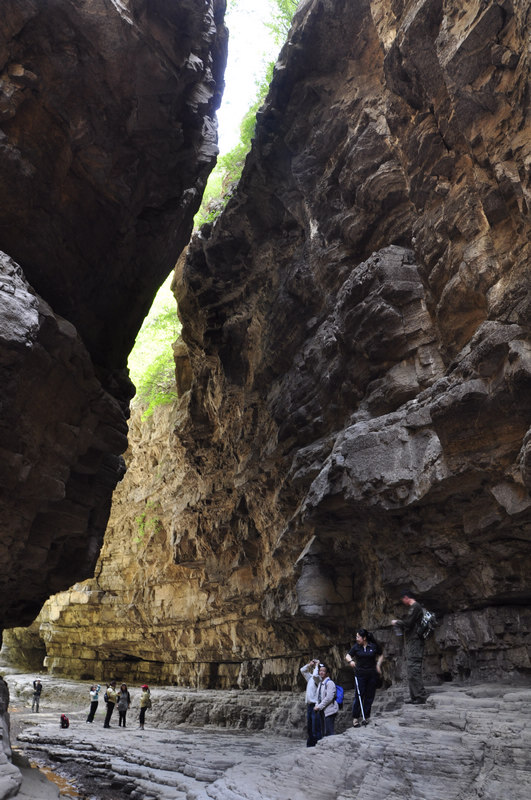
[5,0,530,690]
[0,0,227,630]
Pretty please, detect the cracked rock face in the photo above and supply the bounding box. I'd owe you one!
[0,0,227,369]
[0,0,227,631]
[0,253,129,629]
[5,0,530,692]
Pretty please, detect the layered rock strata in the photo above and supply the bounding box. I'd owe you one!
[7,675,531,800]
[0,0,227,629]
[0,0,227,785]
[8,0,530,690]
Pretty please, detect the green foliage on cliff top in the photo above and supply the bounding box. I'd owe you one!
[194,64,274,228]
[266,0,298,45]
[128,275,180,419]
[194,0,297,228]
[128,1,298,415]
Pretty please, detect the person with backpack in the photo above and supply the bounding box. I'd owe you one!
[139,684,151,730]
[103,680,118,728]
[300,658,322,746]
[313,664,339,736]
[391,591,428,704]
[345,628,383,726]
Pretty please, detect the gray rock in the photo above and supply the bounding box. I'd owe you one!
[5,673,531,800]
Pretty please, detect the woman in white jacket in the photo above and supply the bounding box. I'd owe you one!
[300,658,321,746]
[314,664,339,736]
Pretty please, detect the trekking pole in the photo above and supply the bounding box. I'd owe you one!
[354,676,368,726]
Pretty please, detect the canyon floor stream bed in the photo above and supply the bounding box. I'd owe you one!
[3,669,531,800]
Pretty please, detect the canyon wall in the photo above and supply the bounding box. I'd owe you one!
[5,0,531,691]
[0,0,227,631]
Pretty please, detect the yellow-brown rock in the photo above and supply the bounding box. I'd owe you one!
[6,0,530,690]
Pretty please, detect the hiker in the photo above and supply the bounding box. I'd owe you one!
[345,628,383,726]
[103,680,118,727]
[300,657,322,746]
[117,683,131,727]
[313,664,339,736]
[31,679,42,712]
[86,683,101,723]
[391,591,428,704]
[139,684,151,730]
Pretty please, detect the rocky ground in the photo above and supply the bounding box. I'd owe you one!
[3,670,531,800]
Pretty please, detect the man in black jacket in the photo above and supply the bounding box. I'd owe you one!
[391,592,428,704]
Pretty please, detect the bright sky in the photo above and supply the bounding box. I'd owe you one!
[217,2,279,154]
[129,3,284,387]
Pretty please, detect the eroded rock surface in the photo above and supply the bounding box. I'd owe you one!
[21,0,531,690]
[5,673,531,800]
[0,1,227,780]
[0,252,128,628]
[0,0,227,628]
[0,0,227,369]
[0,678,21,799]
[172,0,531,680]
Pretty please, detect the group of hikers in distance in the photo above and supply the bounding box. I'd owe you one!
[86,681,152,729]
[301,591,435,745]
[33,590,434,739]
[30,678,152,730]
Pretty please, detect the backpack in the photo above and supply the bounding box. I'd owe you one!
[417,607,437,639]
[60,714,69,729]
[335,685,344,709]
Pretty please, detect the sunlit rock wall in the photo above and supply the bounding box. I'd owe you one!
[14,0,530,689]
[0,0,227,631]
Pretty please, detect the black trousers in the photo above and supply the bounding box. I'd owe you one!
[406,636,427,701]
[306,702,321,746]
[352,670,378,719]
[103,702,115,727]
[87,701,98,722]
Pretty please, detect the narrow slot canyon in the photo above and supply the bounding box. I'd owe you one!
[0,1,530,798]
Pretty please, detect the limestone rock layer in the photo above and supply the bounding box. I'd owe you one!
[6,676,531,800]
[0,0,227,630]
[11,0,531,688]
